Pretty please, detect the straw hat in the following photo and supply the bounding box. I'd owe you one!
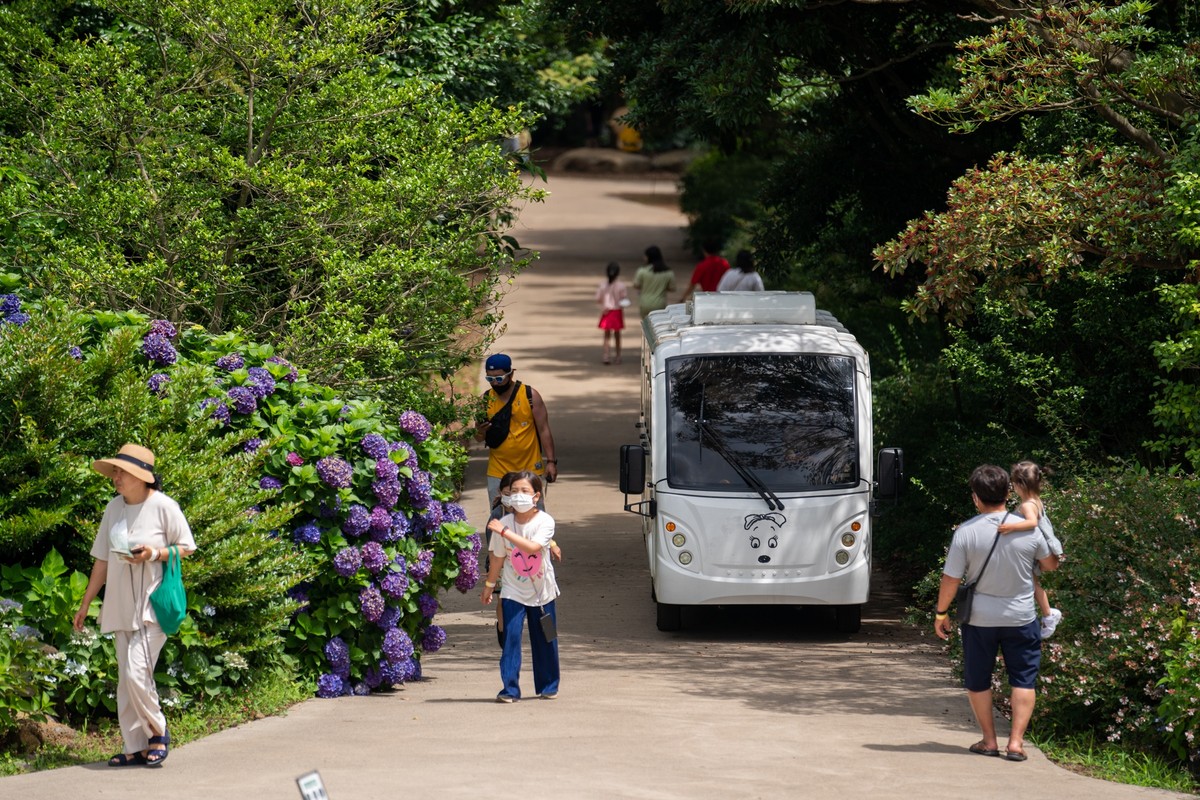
[92,443,157,485]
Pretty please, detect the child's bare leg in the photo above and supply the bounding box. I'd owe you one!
[614,331,622,363]
[1034,578,1051,618]
[602,330,611,362]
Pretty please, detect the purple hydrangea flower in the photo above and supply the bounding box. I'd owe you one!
[227,386,256,415]
[398,410,432,442]
[376,605,402,631]
[293,520,321,545]
[316,673,346,698]
[413,502,443,539]
[352,682,371,696]
[342,504,370,538]
[466,533,482,554]
[421,624,447,653]
[316,456,353,489]
[147,373,171,396]
[215,353,245,371]
[455,549,479,593]
[259,476,283,490]
[148,320,177,339]
[0,295,19,315]
[390,441,418,469]
[375,458,399,481]
[417,593,438,618]
[318,497,341,518]
[200,397,231,426]
[333,546,362,577]
[363,665,384,690]
[244,437,263,453]
[2,311,30,326]
[386,512,410,542]
[360,433,390,461]
[443,502,467,523]
[265,355,298,382]
[69,346,84,360]
[286,582,311,604]
[142,333,177,366]
[409,550,434,583]
[405,471,432,510]
[245,367,275,398]
[380,569,409,599]
[286,451,304,466]
[378,658,411,687]
[369,505,392,535]
[382,628,414,662]
[410,659,423,682]
[324,636,351,676]
[359,585,385,622]
[372,479,400,509]
[361,541,388,574]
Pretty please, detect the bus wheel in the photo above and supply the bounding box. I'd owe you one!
[656,602,682,632]
[834,604,861,634]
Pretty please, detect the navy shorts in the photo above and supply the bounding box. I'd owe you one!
[961,620,1041,692]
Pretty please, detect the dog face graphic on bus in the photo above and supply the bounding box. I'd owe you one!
[745,513,785,563]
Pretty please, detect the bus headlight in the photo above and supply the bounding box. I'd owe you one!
[672,533,686,547]
[678,551,693,566]
[834,550,850,566]
[841,532,856,548]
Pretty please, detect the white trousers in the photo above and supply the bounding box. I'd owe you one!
[114,624,168,753]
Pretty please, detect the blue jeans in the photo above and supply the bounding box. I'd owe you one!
[499,598,559,699]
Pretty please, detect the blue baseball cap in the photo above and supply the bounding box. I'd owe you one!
[485,353,512,371]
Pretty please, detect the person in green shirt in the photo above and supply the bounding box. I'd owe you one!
[632,245,676,318]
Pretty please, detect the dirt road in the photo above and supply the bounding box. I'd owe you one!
[1,173,1185,800]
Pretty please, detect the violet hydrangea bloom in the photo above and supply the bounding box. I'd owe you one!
[398,410,432,442]
[380,570,409,599]
[148,320,177,339]
[405,470,432,510]
[3,312,30,326]
[0,294,19,316]
[215,353,244,371]
[372,478,400,509]
[200,398,231,426]
[142,333,177,366]
[421,624,447,654]
[316,673,346,698]
[245,367,275,398]
[369,505,392,536]
[359,585,385,622]
[147,373,171,396]
[360,541,388,574]
[265,355,298,382]
[333,546,362,577]
[375,457,399,481]
[417,593,438,618]
[342,504,370,538]
[376,605,402,631]
[443,502,467,523]
[227,386,256,415]
[243,437,264,453]
[293,520,321,545]
[382,628,414,663]
[360,433,390,461]
[387,512,409,541]
[324,637,351,676]
[455,548,480,592]
[286,451,304,467]
[409,550,434,583]
[391,440,418,469]
[69,346,84,360]
[259,476,283,490]
[316,456,353,489]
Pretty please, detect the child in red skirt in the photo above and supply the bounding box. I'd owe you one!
[595,261,629,364]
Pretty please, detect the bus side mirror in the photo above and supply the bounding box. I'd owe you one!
[619,444,646,494]
[875,447,904,501]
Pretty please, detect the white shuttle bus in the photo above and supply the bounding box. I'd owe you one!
[619,292,903,632]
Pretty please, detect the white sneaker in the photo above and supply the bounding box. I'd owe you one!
[1041,608,1063,639]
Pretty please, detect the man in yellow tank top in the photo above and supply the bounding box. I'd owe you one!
[473,354,558,505]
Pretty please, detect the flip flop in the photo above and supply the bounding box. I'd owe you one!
[1005,748,1028,762]
[108,752,147,767]
[969,742,1000,757]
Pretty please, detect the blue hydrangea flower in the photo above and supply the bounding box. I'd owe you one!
[265,355,298,382]
[323,637,351,676]
[443,502,467,523]
[385,512,409,541]
[405,470,432,510]
[69,346,84,360]
[148,373,171,396]
[316,456,353,489]
[409,550,434,583]
[360,433,390,461]
[376,605,402,631]
[363,665,384,689]
[380,569,409,599]
[382,628,414,662]
[227,386,256,415]
[293,520,321,545]
[2,312,30,327]
[455,549,480,593]
[374,456,399,481]
[316,673,345,698]
[417,593,438,618]
[200,398,232,426]
[148,320,177,339]
[398,410,432,442]
[377,658,409,687]
[372,479,400,509]
[215,353,245,371]
[360,541,387,574]
[342,504,370,538]
[286,582,311,604]
[359,585,385,622]
[333,546,362,577]
[259,476,283,490]
[421,624,447,653]
[369,505,392,536]
[244,438,264,453]
[352,682,371,696]
[466,533,482,555]
[245,367,275,398]
[0,294,19,315]
[413,502,443,539]
[142,333,178,366]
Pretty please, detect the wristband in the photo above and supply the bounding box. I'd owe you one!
[935,613,949,620]
[936,608,949,616]
[545,459,558,464]
[485,581,496,588]
[149,548,159,562]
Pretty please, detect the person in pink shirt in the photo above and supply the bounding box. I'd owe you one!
[680,238,730,301]
[595,261,629,364]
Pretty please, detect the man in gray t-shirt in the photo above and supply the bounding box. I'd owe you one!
[934,464,1059,762]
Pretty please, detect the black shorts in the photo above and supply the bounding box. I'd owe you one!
[961,620,1041,691]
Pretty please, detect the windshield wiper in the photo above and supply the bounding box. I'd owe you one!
[698,420,782,511]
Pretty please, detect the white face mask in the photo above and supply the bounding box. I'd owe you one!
[509,492,536,512]
[499,493,513,509]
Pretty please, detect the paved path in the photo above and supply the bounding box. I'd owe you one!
[2,174,1185,800]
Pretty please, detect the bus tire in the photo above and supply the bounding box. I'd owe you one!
[656,602,682,632]
[834,604,861,634]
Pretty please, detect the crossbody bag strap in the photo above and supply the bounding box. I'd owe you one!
[489,381,523,422]
[971,511,1010,586]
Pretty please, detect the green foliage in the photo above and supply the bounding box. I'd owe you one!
[676,149,767,254]
[0,597,57,735]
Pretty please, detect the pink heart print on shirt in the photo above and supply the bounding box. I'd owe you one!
[510,548,543,577]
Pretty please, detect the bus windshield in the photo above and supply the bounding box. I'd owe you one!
[666,354,858,492]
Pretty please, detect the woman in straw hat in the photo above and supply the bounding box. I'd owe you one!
[73,443,196,768]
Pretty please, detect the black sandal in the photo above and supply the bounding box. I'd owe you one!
[108,752,147,767]
[145,730,170,767]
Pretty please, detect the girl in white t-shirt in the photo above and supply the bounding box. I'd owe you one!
[716,249,765,292]
[481,471,560,702]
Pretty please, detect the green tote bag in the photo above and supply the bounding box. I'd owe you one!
[150,545,188,635]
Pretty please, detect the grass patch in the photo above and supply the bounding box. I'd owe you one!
[0,667,310,776]
[1033,731,1199,794]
